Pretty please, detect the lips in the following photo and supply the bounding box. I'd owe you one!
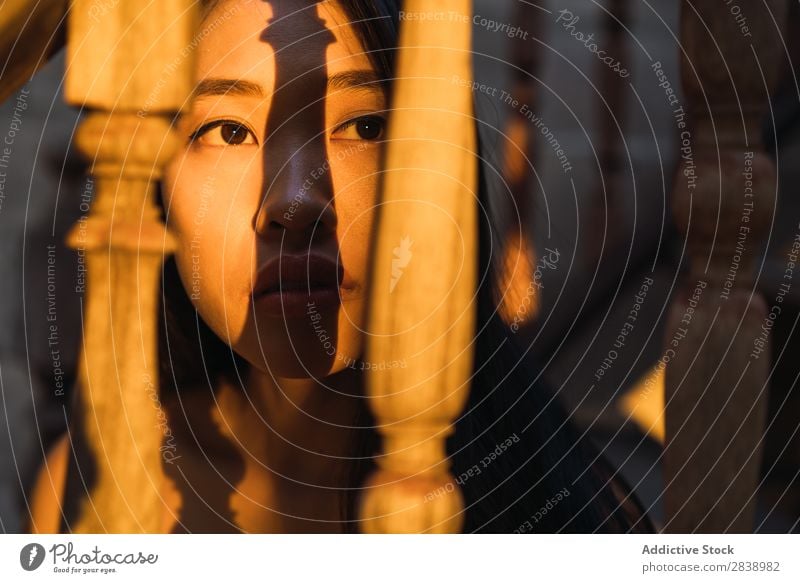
[252,253,356,317]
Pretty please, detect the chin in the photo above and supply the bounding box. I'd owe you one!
[234,298,367,380]
[241,337,341,379]
[267,356,339,380]
[262,354,362,381]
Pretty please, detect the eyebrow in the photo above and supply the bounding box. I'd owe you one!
[192,70,386,100]
[327,70,386,93]
[193,78,264,99]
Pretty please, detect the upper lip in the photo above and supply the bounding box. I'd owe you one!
[253,253,353,297]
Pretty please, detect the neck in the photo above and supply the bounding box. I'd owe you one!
[164,364,371,531]
[244,364,366,488]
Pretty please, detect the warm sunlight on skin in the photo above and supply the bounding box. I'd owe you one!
[29,0,391,536]
[163,0,386,381]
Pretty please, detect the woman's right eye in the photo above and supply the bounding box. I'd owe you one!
[189,120,257,147]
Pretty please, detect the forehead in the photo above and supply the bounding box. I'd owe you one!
[196,0,373,81]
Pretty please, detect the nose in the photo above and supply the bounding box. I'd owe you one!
[254,142,337,247]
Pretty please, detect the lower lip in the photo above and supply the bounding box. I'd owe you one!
[254,286,347,318]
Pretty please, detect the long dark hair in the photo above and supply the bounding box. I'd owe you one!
[158,0,654,533]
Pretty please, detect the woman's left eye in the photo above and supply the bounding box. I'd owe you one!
[333,115,386,141]
[189,120,257,147]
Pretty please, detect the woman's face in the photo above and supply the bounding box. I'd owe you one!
[163,0,386,379]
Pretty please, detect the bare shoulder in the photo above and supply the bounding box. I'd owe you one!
[28,432,70,533]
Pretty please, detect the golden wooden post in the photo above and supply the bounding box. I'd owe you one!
[359,0,477,533]
[496,0,543,327]
[663,0,788,532]
[62,0,197,533]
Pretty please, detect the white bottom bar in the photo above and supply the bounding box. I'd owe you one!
[1,534,797,582]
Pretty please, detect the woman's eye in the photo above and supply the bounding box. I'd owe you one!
[333,115,385,141]
[190,121,257,147]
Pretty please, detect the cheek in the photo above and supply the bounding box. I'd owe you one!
[328,155,377,369]
[163,155,261,339]
[164,150,261,240]
[330,150,380,282]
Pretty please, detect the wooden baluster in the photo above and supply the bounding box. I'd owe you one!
[587,0,631,256]
[359,0,477,533]
[663,0,788,532]
[496,0,544,327]
[61,1,197,533]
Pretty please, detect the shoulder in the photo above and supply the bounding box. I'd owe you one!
[28,432,70,533]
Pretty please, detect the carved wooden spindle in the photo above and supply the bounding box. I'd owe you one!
[663,0,787,532]
[62,1,197,532]
[587,0,630,254]
[359,0,477,533]
[497,0,544,327]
